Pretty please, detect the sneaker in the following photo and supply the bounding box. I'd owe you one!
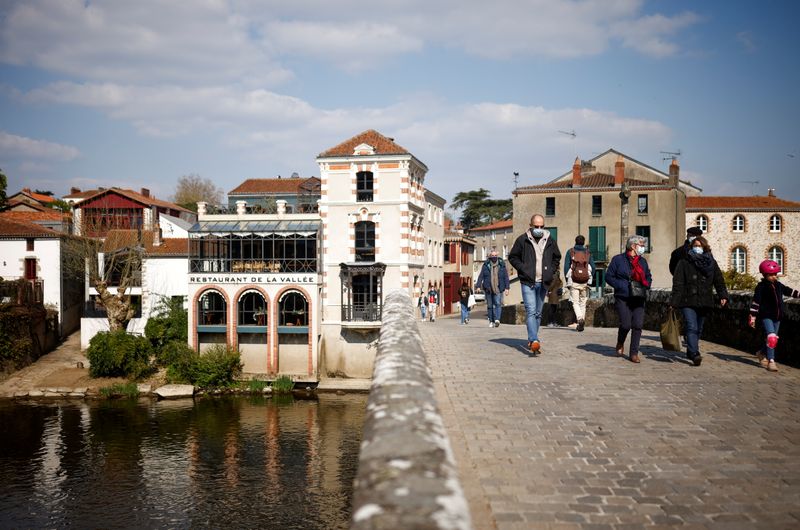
[576,320,585,332]
[465,318,469,324]
[494,320,500,328]
[530,340,541,354]
[488,321,495,328]
[692,354,703,367]
[767,360,778,372]
[757,351,768,367]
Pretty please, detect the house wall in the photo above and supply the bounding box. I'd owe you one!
[0,238,65,317]
[142,257,189,317]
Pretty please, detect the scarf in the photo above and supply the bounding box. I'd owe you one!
[490,261,500,293]
[629,254,649,287]
[526,229,548,282]
[686,251,715,277]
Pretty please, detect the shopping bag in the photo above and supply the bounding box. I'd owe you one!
[660,307,682,352]
[467,294,476,309]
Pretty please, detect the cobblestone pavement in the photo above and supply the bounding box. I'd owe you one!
[0,331,87,397]
[421,308,800,530]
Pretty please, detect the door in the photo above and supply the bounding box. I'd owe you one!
[24,258,37,279]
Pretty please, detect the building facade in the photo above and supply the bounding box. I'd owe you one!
[442,223,476,313]
[227,176,321,213]
[422,190,445,298]
[468,219,517,286]
[513,150,700,290]
[686,190,800,287]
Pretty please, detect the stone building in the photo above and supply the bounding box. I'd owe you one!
[686,190,800,287]
[422,189,445,297]
[467,219,517,284]
[512,149,701,290]
[442,222,476,314]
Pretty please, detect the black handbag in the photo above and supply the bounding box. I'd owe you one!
[629,280,648,299]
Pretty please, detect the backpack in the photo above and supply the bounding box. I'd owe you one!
[570,248,591,284]
[428,291,437,304]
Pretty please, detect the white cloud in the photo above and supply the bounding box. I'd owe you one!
[611,12,701,57]
[0,130,80,160]
[736,30,756,53]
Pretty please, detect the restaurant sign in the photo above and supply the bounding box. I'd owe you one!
[189,274,318,284]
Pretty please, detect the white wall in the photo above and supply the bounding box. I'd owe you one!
[142,256,189,316]
[0,238,62,309]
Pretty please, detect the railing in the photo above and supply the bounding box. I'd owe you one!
[341,300,382,322]
[0,278,44,305]
[189,258,318,274]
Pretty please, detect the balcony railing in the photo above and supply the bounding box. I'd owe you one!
[341,296,382,322]
[190,258,318,274]
[0,278,44,305]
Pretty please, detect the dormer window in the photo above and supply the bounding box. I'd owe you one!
[353,143,375,156]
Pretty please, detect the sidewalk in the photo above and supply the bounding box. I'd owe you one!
[422,308,800,529]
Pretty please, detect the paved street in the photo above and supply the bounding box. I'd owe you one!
[421,307,800,529]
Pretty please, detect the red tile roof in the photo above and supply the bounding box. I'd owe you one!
[469,219,513,232]
[229,177,320,195]
[102,230,188,256]
[686,196,800,211]
[516,174,658,193]
[63,189,101,199]
[318,129,410,157]
[0,210,68,223]
[0,217,60,238]
[147,238,189,256]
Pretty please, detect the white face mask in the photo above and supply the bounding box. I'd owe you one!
[532,228,544,238]
[635,245,646,256]
[691,246,704,255]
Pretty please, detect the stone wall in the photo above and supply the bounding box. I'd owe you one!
[501,289,799,366]
[351,290,472,530]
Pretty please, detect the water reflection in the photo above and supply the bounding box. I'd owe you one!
[0,394,366,529]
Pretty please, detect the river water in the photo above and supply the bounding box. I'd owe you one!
[0,394,367,529]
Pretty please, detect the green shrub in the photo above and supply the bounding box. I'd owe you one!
[166,344,241,389]
[87,330,153,379]
[723,269,758,291]
[145,296,188,351]
[272,375,294,394]
[158,340,196,368]
[248,379,269,393]
[99,382,140,399]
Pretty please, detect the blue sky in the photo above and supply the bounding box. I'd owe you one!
[1,0,799,208]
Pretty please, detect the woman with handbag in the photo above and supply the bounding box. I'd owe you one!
[606,235,652,363]
[670,236,728,366]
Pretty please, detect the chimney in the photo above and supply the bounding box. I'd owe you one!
[197,201,207,216]
[668,158,679,187]
[572,157,581,187]
[276,199,287,216]
[141,187,150,198]
[768,188,775,197]
[153,226,162,247]
[236,200,247,216]
[70,187,81,195]
[614,155,625,186]
[23,187,31,193]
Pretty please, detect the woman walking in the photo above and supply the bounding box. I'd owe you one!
[606,235,652,363]
[670,236,728,366]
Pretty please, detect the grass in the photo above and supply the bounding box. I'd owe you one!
[247,379,269,393]
[99,382,140,399]
[271,375,294,394]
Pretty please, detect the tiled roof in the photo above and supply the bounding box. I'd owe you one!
[147,238,189,256]
[0,217,60,238]
[318,129,410,157]
[469,219,513,232]
[75,188,193,213]
[102,230,188,256]
[28,191,56,203]
[0,210,68,223]
[516,174,660,192]
[63,189,100,199]
[686,196,800,211]
[229,177,320,195]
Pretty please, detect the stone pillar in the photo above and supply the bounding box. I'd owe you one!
[236,200,247,216]
[276,200,287,216]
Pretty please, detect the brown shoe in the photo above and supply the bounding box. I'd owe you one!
[529,340,541,354]
[615,344,625,357]
[630,353,641,363]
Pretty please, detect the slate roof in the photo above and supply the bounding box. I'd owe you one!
[229,176,320,195]
[686,196,800,211]
[0,218,61,238]
[318,129,410,157]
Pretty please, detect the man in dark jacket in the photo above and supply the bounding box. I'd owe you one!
[669,226,703,275]
[508,214,561,354]
[476,247,510,328]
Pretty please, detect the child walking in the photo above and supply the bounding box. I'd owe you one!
[749,260,800,372]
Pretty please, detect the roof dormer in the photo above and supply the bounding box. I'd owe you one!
[353,143,376,156]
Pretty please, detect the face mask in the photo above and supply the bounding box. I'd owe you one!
[635,246,646,256]
[691,247,704,255]
[490,256,498,262]
[532,228,544,238]
[688,236,697,243]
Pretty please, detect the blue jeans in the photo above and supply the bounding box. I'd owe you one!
[420,304,427,320]
[521,282,547,342]
[681,307,708,358]
[486,291,503,323]
[761,318,780,360]
[460,302,470,324]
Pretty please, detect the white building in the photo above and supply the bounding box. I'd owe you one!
[686,190,800,287]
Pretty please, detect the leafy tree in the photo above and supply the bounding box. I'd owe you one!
[722,269,758,290]
[0,169,7,209]
[450,188,512,230]
[47,198,72,212]
[33,189,54,196]
[172,174,224,209]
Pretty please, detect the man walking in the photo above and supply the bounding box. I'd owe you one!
[508,214,561,354]
[476,247,510,328]
[669,226,703,275]
[564,235,595,331]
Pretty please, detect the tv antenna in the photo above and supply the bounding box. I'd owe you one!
[740,180,760,196]
[660,149,681,161]
[513,171,519,190]
[558,129,576,139]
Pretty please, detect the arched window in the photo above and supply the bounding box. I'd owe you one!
[279,291,308,327]
[238,291,267,326]
[696,215,708,232]
[768,246,784,273]
[732,215,745,232]
[355,221,375,262]
[198,290,226,325]
[769,214,782,232]
[731,247,747,273]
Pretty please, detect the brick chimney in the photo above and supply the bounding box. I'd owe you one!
[140,187,150,198]
[70,187,81,195]
[572,157,581,187]
[614,155,625,186]
[668,158,679,187]
[768,188,775,197]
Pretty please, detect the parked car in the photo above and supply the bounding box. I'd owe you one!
[473,289,485,302]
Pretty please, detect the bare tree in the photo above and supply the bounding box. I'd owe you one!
[172,174,224,210]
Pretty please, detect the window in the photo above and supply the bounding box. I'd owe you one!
[546,227,557,242]
[637,194,648,214]
[445,243,457,263]
[696,215,708,232]
[26,238,34,251]
[238,291,267,326]
[279,291,308,327]
[491,230,496,240]
[731,247,747,273]
[588,226,607,261]
[545,197,556,216]
[356,171,374,202]
[502,245,508,259]
[355,221,375,262]
[198,291,226,325]
[770,214,782,232]
[340,263,385,321]
[732,215,745,232]
[24,258,37,280]
[768,246,784,273]
[592,196,602,216]
[635,226,651,253]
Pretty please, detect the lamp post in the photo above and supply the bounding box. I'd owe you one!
[619,182,631,253]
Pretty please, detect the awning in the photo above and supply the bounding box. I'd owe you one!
[189,219,321,238]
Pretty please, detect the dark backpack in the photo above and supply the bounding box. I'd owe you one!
[570,249,591,284]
